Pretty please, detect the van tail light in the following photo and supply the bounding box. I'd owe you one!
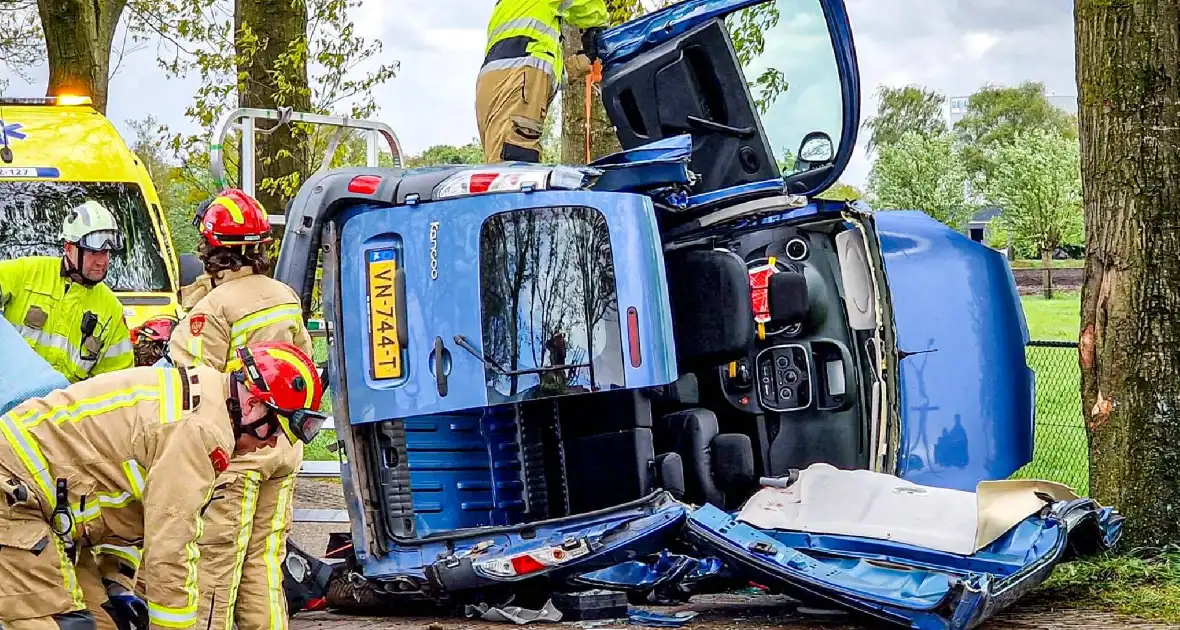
[347,175,382,194]
[467,172,500,193]
[472,538,590,579]
[434,166,589,199]
[627,307,642,368]
[510,555,547,575]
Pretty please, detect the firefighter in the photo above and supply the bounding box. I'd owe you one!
[0,341,328,630]
[168,189,310,369]
[475,0,609,163]
[0,200,134,383]
[165,189,315,630]
[129,316,179,367]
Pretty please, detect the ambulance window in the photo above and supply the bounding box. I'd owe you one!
[0,181,170,293]
[478,206,625,403]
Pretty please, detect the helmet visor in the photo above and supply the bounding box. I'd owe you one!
[281,408,329,444]
[78,229,124,252]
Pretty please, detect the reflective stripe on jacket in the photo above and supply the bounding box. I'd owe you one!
[483,0,609,84]
[0,365,237,630]
[0,256,133,383]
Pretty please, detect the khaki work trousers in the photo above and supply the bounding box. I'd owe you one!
[475,64,555,163]
[195,468,297,630]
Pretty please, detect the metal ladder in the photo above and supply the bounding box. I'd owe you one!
[209,107,405,227]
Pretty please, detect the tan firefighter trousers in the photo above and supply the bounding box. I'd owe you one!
[475,64,555,163]
[0,476,87,628]
[195,467,298,630]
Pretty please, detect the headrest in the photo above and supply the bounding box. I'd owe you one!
[665,248,753,372]
[179,253,204,287]
[768,270,809,326]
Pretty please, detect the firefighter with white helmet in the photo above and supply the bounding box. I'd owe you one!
[0,199,134,382]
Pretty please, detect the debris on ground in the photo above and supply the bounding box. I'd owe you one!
[464,599,563,625]
[570,552,726,605]
[627,610,698,627]
[552,590,629,621]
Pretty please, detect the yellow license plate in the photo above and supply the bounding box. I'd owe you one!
[367,249,402,379]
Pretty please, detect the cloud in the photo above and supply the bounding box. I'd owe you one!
[944,1,1069,32]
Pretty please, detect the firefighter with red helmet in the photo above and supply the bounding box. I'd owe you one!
[166,189,316,630]
[0,341,328,630]
[130,316,179,367]
[169,189,311,369]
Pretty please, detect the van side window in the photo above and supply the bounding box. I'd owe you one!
[478,206,625,403]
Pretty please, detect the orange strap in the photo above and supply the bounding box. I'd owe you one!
[585,59,603,163]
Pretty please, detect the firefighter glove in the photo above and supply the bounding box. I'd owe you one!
[102,579,149,630]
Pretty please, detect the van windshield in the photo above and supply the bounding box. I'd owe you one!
[0,181,171,293]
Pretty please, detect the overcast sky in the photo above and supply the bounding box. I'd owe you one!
[0,0,1077,189]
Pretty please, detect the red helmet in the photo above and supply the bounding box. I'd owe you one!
[130,316,178,343]
[232,341,327,444]
[193,188,273,247]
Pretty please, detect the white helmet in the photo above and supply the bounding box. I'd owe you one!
[62,200,123,251]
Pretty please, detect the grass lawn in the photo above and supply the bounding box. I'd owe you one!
[305,337,338,461]
[1010,341,1089,494]
[1040,549,1180,623]
[1011,290,1088,493]
[1022,290,1082,342]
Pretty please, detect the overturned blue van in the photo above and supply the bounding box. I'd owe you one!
[274,0,1121,627]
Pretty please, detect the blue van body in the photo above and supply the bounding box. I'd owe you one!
[273,0,1120,624]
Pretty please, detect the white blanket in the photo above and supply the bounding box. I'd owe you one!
[737,463,1080,556]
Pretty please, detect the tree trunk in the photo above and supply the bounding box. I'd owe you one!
[1077,0,1180,547]
[235,0,312,221]
[560,23,620,165]
[1041,248,1053,300]
[37,0,127,114]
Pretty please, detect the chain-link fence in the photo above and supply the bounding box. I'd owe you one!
[1011,340,1089,495]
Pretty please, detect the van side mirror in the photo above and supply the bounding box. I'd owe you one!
[797,132,835,168]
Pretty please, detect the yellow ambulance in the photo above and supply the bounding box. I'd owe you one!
[0,96,180,327]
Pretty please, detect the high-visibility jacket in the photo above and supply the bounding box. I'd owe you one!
[169,266,314,630]
[482,0,609,85]
[168,267,312,371]
[0,364,237,628]
[0,256,134,383]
